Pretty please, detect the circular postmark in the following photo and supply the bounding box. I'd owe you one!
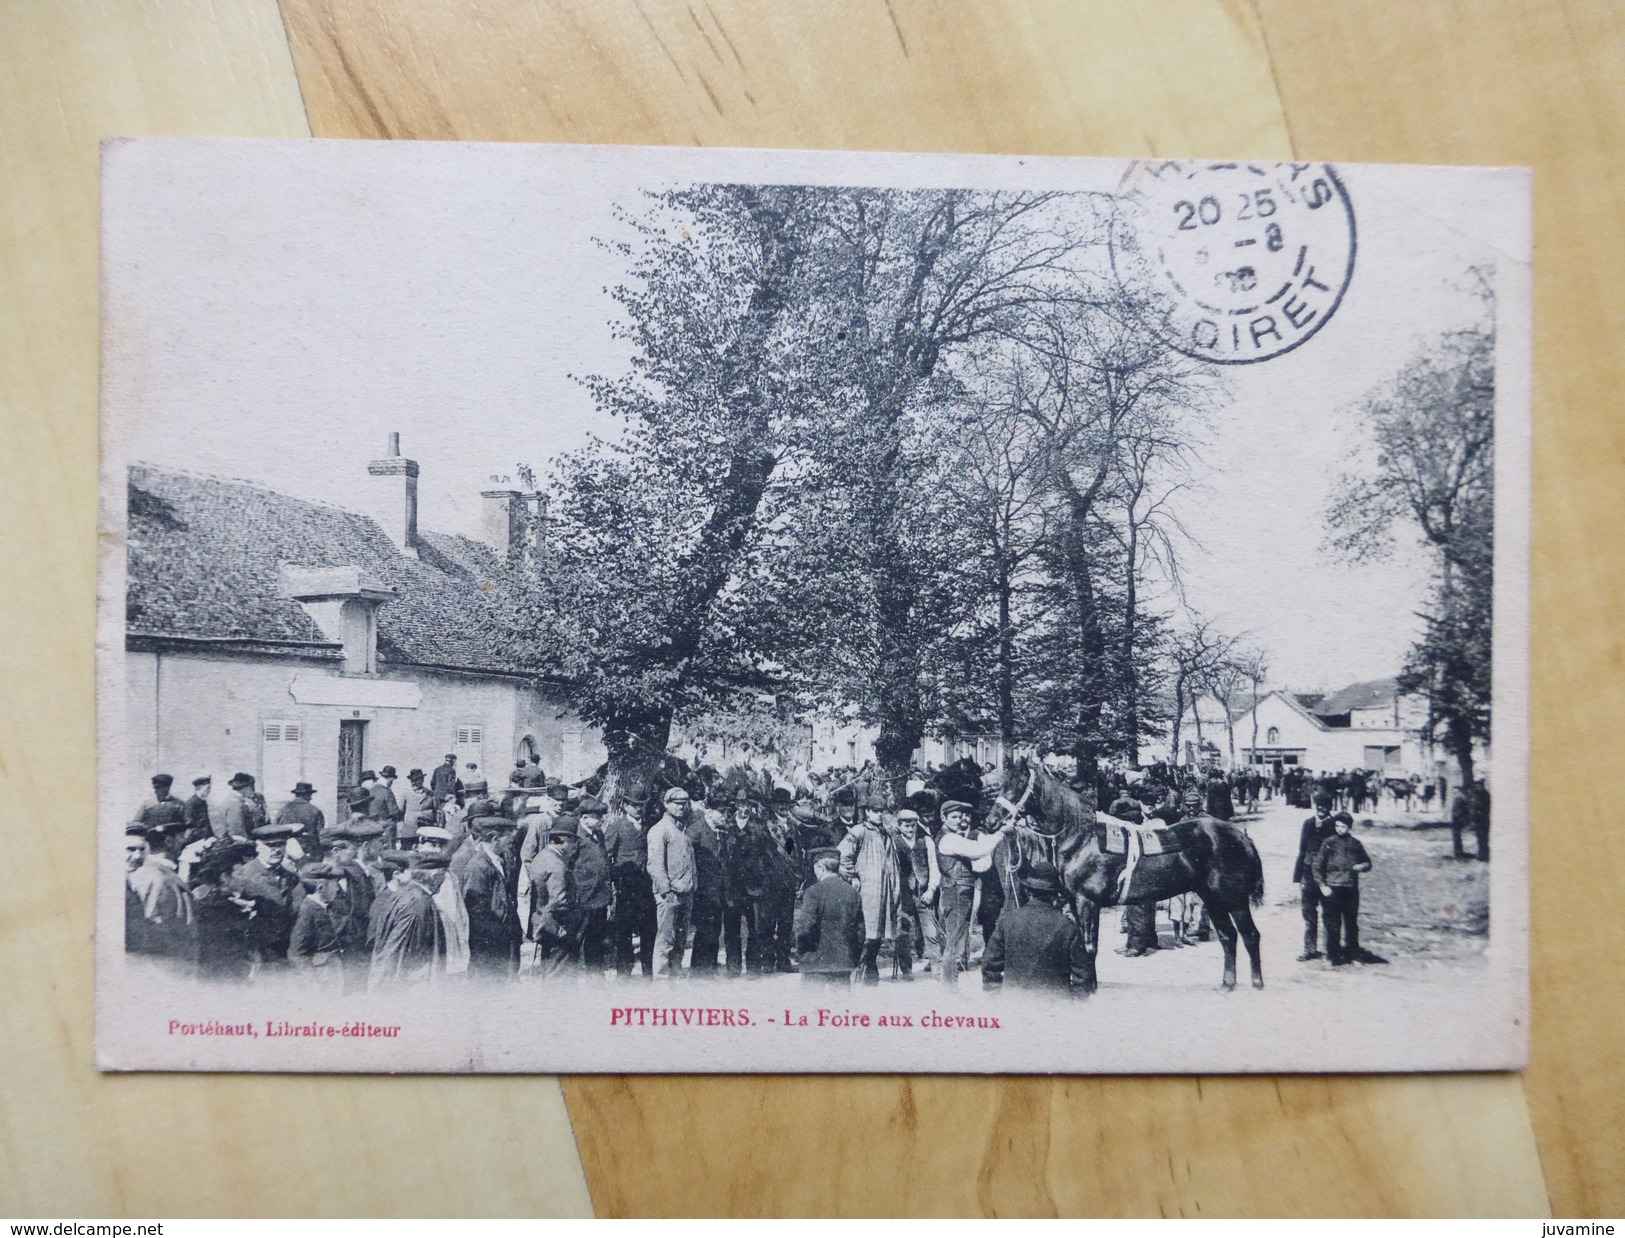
[1111,161,1356,364]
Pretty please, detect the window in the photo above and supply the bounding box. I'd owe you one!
[1266,726,1280,745]
[261,719,303,810]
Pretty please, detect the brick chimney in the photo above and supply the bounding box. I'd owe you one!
[480,476,548,569]
[367,433,419,558]
[481,487,526,565]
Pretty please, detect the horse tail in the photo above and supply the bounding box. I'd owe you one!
[1249,837,1266,908]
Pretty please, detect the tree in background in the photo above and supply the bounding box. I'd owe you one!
[515,184,824,799]
[1325,289,1494,858]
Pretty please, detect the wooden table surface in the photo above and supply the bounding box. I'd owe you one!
[2,0,1621,1218]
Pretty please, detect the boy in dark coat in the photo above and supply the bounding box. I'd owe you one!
[793,854,865,985]
[1312,814,1386,966]
[982,863,1092,996]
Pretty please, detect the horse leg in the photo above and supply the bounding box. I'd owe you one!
[1231,902,1264,989]
[1205,899,1239,990]
[1074,897,1099,994]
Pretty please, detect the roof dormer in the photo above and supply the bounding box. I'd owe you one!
[277,565,397,675]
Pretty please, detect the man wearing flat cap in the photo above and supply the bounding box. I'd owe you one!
[603,797,656,979]
[460,814,522,978]
[935,800,1013,986]
[231,822,302,972]
[647,787,697,978]
[529,814,581,978]
[181,775,219,846]
[368,850,441,989]
[289,861,347,980]
[572,798,614,976]
[837,794,903,985]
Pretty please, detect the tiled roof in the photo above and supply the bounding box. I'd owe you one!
[126,464,533,676]
[1312,678,1398,716]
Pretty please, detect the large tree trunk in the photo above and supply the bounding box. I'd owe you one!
[996,545,1016,770]
[1123,526,1140,768]
[600,711,674,808]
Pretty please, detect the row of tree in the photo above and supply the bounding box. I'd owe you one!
[508,183,1494,820]
[505,183,1232,802]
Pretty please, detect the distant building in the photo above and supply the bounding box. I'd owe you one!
[1228,678,1432,774]
[122,438,603,826]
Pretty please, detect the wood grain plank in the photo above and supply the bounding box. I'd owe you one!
[0,1,594,1217]
[275,0,1558,1217]
[1253,0,1625,1216]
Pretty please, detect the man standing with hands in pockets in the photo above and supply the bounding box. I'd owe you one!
[647,786,697,978]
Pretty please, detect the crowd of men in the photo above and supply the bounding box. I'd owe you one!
[123,748,1473,995]
[121,755,1071,993]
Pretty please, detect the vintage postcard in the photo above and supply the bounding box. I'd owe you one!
[97,139,1530,1073]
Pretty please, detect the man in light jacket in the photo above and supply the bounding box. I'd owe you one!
[646,787,697,978]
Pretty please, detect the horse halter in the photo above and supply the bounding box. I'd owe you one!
[994,766,1037,827]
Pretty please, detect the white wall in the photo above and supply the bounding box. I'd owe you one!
[126,649,602,823]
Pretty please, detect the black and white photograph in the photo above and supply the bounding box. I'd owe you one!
[96,139,1530,1074]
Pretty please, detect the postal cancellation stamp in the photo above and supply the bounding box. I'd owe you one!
[1114,160,1357,364]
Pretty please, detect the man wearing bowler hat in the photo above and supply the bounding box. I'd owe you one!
[277,781,327,851]
[222,772,266,840]
[133,774,187,835]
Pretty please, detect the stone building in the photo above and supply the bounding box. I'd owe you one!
[121,438,603,825]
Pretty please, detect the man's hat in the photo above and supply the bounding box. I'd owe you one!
[862,793,887,811]
[465,779,489,794]
[791,804,827,827]
[663,786,691,804]
[577,796,607,816]
[896,808,920,823]
[514,757,529,767]
[1313,791,1335,809]
[124,821,151,838]
[940,799,973,817]
[771,788,793,807]
[192,775,212,787]
[343,819,385,840]
[347,789,372,812]
[472,814,517,833]
[547,813,580,838]
[151,773,173,786]
[546,783,569,801]
[444,753,457,762]
[831,786,856,807]
[252,822,295,841]
[408,768,425,781]
[228,772,254,789]
[1333,811,1354,826]
[359,770,377,782]
[810,846,842,868]
[378,849,417,873]
[291,781,316,796]
[380,766,397,779]
[1020,862,1063,894]
[415,825,453,843]
[298,860,345,888]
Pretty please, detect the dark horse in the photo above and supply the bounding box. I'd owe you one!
[996,756,1265,993]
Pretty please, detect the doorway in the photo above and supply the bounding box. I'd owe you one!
[338,718,367,803]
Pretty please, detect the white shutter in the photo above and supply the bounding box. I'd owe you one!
[261,719,303,811]
[454,724,485,778]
